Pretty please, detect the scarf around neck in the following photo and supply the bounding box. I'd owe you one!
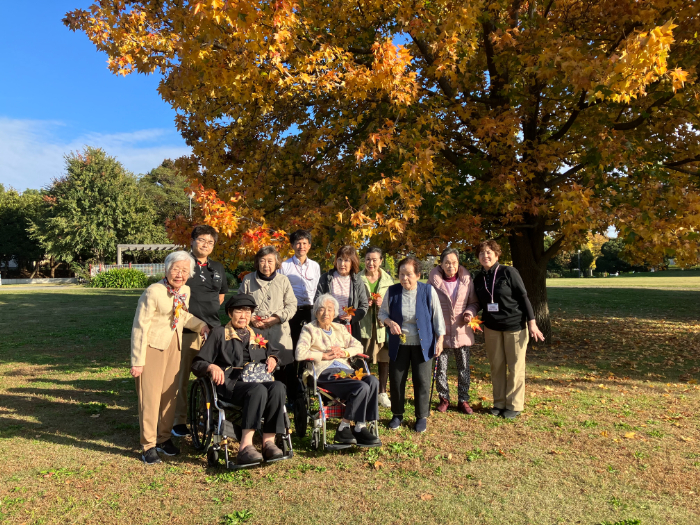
[161,278,188,329]
[257,271,276,282]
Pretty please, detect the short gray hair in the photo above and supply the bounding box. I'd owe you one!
[313,293,339,320]
[164,250,196,279]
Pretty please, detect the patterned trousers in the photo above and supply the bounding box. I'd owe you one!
[435,346,471,403]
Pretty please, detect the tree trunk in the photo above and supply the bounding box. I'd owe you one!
[508,227,551,343]
[29,261,39,279]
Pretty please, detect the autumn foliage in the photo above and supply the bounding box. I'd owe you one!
[65,1,700,338]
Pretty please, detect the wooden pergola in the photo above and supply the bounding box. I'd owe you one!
[116,244,184,265]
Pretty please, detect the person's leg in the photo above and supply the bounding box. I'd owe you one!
[454,346,471,403]
[503,328,529,412]
[317,374,369,422]
[484,327,507,410]
[361,375,380,422]
[136,344,167,451]
[157,333,182,445]
[173,331,200,427]
[389,346,411,416]
[411,346,433,420]
[227,382,268,436]
[435,348,451,402]
[261,381,287,435]
[377,362,389,394]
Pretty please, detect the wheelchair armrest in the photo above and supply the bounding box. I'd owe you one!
[357,353,369,359]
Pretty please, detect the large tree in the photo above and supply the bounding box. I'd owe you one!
[0,186,45,274]
[29,147,167,264]
[66,1,700,339]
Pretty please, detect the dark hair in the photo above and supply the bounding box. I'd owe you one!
[335,245,360,274]
[289,229,312,245]
[439,247,460,263]
[477,240,502,257]
[364,246,384,259]
[397,256,421,276]
[254,246,282,271]
[191,224,219,243]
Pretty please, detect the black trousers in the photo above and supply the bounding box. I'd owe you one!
[220,381,286,434]
[282,306,314,401]
[317,369,379,423]
[390,344,433,419]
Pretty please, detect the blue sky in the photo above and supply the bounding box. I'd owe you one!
[0,1,189,191]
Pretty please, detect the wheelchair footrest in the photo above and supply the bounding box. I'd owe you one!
[325,443,354,451]
[355,442,382,449]
[226,460,261,470]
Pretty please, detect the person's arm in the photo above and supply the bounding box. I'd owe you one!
[430,287,446,336]
[508,268,535,321]
[343,330,364,357]
[353,278,369,322]
[508,268,544,342]
[130,287,157,373]
[219,294,225,305]
[295,325,324,363]
[464,279,480,321]
[272,277,297,324]
[191,329,219,377]
[183,313,208,335]
[378,290,401,334]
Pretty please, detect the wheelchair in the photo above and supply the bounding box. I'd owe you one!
[293,353,380,451]
[189,376,294,470]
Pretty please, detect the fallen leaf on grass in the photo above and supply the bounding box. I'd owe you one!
[420,493,434,501]
[374,461,383,470]
[624,432,636,439]
[680,436,694,442]
[600,431,609,437]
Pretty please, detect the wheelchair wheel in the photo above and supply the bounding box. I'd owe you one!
[311,428,321,451]
[190,378,214,451]
[207,447,219,467]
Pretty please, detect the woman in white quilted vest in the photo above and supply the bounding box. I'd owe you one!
[428,248,480,415]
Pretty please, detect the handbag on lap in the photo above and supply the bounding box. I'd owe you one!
[239,362,274,383]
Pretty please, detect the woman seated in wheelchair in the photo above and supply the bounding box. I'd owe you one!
[191,293,287,466]
[296,293,382,447]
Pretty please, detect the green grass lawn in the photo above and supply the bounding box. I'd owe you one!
[0,285,699,524]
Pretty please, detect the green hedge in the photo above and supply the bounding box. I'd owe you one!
[90,268,149,288]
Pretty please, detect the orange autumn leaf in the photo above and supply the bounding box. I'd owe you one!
[343,306,357,317]
[468,316,484,332]
[253,334,268,348]
[353,368,366,381]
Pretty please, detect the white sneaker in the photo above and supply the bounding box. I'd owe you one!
[378,392,391,408]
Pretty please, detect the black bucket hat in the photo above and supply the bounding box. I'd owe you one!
[225,293,257,313]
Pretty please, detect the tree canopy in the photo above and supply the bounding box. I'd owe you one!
[0,186,45,270]
[65,0,700,337]
[29,147,167,264]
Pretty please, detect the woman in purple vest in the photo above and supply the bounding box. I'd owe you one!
[378,256,446,433]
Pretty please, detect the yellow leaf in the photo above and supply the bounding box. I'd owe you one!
[624,432,636,439]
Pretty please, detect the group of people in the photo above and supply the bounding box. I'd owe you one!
[130,226,544,465]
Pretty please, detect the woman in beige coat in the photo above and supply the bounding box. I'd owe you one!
[131,250,210,464]
[238,246,297,392]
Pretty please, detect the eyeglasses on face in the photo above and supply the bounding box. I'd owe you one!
[195,238,215,247]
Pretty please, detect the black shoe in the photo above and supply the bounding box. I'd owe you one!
[262,441,284,461]
[171,424,189,437]
[334,426,357,445]
[156,439,180,456]
[490,407,504,416]
[237,445,263,465]
[142,448,162,465]
[502,409,521,419]
[353,426,381,446]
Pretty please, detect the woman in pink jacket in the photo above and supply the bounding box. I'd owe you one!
[428,248,481,414]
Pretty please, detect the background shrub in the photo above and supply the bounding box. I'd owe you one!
[90,268,149,288]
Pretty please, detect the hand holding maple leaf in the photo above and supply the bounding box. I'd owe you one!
[467,316,484,333]
[342,306,356,317]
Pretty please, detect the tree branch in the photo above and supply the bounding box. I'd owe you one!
[542,234,566,261]
[547,91,588,142]
[546,163,586,188]
[612,92,675,131]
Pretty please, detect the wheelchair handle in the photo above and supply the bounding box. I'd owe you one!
[357,354,369,359]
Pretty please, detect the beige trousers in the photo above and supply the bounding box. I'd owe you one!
[136,332,181,449]
[484,326,528,412]
[173,331,202,426]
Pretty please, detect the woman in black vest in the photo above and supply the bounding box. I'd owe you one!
[378,256,445,433]
[314,245,369,341]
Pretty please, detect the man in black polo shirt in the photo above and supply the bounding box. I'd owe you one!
[172,225,229,437]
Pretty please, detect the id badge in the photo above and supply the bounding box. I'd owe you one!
[487,302,499,312]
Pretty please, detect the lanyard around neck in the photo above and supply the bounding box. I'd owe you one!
[484,264,500,303]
